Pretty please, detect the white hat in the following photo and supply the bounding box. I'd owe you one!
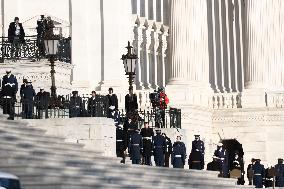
[5,69,11,73]
[40,86,44,90]
[217,142,223,146]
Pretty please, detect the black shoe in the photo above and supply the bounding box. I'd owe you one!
[7,117,14,120]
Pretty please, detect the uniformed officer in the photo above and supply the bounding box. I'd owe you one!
[162,133,172,167]
[252,159,265,188]
[140,122,154,165]
[1,69,18,120]
[116,124,127,164]
[214,143,228,177]
[106,87,118,118]
[172,135,186,169]
[69,91,83,118]
[128,128,143,164]
[247,158,256,185]
[152,129,166,166]
[275,158,284,187]
[21,80,36,119]
[191,135,205,169]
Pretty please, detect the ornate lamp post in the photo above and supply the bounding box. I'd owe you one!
[44,39,59,106]
[121,41,138,88]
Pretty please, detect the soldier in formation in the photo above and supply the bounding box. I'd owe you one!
[252,159,265,188]
[214,143,228,177]
[171,135,186,168]
[140,122,154,165]
[162,133,172,167]
[21,80,36,119]
[189,135,205,170]
[275,158,284,187]
[128,128,143,164]
[116,124,127,164]
[152,129,166,166]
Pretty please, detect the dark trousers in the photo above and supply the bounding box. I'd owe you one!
[132,159,140,164]
[3,98,15,119]
[155,158,165,167]
[23,102,33,119]
[253,175,263,188]
[143,155,152,165]
[164,152,170,167]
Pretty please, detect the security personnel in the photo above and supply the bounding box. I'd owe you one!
[116,124,127,164]
[191,135,205,169]
[21,80,36,119]
[87,91,98,117]
[69,91,82,118]
[106,87,118,118]
[247,158,256,185]
[125,86,138,115]
[172,135,186,168]
[128,128,143,164]
[214,143,228,177]
[1,69,18,120]
[152,129,166,166]
[162,133,172,167]
[252,159,265,188]
[140,122,154,165]
[275,158,284,187]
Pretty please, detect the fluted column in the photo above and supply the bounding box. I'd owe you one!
[167,0,211,106]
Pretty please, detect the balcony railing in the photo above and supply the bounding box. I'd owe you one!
[212,92,242,109]
[0,36,71,63]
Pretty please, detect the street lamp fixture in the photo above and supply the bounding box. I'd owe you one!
[121,41,138,88]
[44,39,59,107]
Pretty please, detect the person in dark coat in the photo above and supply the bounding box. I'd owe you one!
[207,156,221,171]
[230,153,245,185]
[153,129,166,166]
[171,135,186,168]
[116,124,127,164]
[20,79,27,99]
[106,87,118,118]
[1,70,18,120]
[21,81,36,119]
[140,122,154,165]
[87,91,98,117]
[247,158,256,185]
[36,15,47,57]
[252,159,265,188]
[188,150,203,170]
[128,129,143,164]
[35,87,50,119]
[125,86,138,115]
[191,135,205,170]
[69,91,83,118]
[8,17,25,59]
[162,133,172,167]
[214,143,228,178]
[275,158,284,187]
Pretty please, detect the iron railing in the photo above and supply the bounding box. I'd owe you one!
[0,36,71,63]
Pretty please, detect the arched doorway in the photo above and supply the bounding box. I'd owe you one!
[221,139,244,170]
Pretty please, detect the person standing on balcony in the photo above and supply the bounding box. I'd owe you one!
[36,15,46,57]
[125,86,138,115]
[21,80,35,119]
[106,87,118,118]
[44,16,55,39]
[8,17,25,60]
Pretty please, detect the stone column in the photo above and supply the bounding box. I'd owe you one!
[166,0,212,106]
[243,0,284,107]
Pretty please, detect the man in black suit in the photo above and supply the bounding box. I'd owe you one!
[35,87,50,119]
[125,86,138,115]
[106,87,118,118]
[8,17,25,59]
[87,91,98,117]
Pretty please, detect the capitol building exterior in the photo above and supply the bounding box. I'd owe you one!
[1,0,284,168]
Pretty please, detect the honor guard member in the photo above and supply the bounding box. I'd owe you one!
[172,135,186,169]
[21,80,36,119]
[152,129,166,166]
[69,91,82,118]
[191,135,205,169]
[247,158,256,185]
[125,86,138,115]
[106,88,118,118]
[116,124,127,164]
[140,122,154,165]
[162,133,172,167]
[214,143,228,177]
[87,91,98,117]
[128,128,143,164]
[188,149,203,170]
[1,69,18,120]
[207,156,221,172]
[252,159,265,188]
[275,158,284,187]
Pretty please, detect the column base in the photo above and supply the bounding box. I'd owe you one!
[242,88,266,108]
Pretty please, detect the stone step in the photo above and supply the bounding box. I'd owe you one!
[0,122,48,135]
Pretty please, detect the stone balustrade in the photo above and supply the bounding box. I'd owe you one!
[266,91,284,108]
[212,92,241,109]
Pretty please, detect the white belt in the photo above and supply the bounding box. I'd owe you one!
[116,140,123,142]
[3,96,12,99]
[175,155,182,158]
[132,144,139,146]
[143,137,152,140]
[254,174,261,176]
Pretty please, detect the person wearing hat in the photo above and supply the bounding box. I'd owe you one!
[172,135,186,168]
[214,142,228,178]
[87,91,98,117]
[125,86,138,115]
[140,122,154,165]
[152,129,167,166]
[35,87,50,119]
[21,80,36,119]
[69,91,82,118]
[162,132,172,167]
[190,135,205,170]
[106,87,118,118]
[252,159,265,188]
[128,128,143,164]
[247,158,256,185]
[116,123,127,164]
[8,17,25,59]
[20,78,28,99]
[1,69,18,120]
[275,158,284,187]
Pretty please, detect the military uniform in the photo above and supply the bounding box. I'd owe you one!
[214,146,228,177]
[116,125,127,163]
[22,83,36,119]
[164,135,172,167]
[69,92,82,118]
[35,90,50,118]
[1,73,18,120]
[106,90,118,118]
[128,130,143,164]
[140,127,154,165]
[191,136,205,170]
[172,141,186,168]
[252,160,265,188]
[275,159,284,187]
[153,131,166,166]
[188,151,202,170]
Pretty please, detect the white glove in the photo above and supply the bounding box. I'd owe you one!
[109,106,115,110]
